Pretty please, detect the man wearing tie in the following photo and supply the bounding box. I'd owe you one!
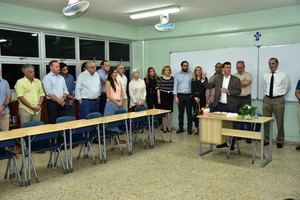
[263,57,290,148]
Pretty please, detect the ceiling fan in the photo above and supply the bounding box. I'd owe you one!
[63,0,89,16]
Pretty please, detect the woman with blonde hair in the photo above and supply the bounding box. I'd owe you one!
[191,66,207,134]
[157,65,174,133]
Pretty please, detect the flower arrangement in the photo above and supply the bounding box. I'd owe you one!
[239,104,256,116]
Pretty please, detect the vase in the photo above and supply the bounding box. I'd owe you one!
[243,114,252,120]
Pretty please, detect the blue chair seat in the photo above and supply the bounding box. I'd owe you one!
[0,149,16,160]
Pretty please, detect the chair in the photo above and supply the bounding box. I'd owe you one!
[0,139,22,186]
[56,116,96,167]
[22,120,66,183]
[104,108,128,157]
[76,112,103,161]
[131,105,151,148]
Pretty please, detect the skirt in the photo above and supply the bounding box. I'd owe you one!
[159,91,173,112]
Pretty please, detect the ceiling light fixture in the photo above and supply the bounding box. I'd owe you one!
[129,5,180,20]
[0,39,7,43]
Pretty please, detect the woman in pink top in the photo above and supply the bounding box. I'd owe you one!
[104,68,124,116]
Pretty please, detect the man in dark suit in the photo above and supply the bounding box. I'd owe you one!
[204,61,241,149]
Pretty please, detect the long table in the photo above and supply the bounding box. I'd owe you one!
[0,109,171,186]
[198,113,273,167]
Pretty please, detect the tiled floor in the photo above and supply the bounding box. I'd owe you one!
[0,132,300,200]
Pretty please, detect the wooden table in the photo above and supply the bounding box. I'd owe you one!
[198,113,273,167]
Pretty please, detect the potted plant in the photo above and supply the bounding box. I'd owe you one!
[239,104,257,119]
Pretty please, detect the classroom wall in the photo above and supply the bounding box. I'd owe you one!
[0,2,137,40]
[135,5,300,142]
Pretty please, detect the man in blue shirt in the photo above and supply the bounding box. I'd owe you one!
[0,70,11,131]
[43,60,69,123]
[296,79,300,150]
[60,62,76,117]
[97,60,110,114]
[173,61,193,134]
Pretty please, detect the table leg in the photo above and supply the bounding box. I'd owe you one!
[20,138,28,186]
[97,124,103,162]
[63,130,69,173]
[128,118,132,155]
[102,123,107,163]
[260,125,264,167]
[28,136,31,185]
[69,129,73,172]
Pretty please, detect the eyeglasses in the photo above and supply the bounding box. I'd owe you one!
[182,65,189,67]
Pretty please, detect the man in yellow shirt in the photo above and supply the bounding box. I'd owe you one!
[15,64,45,125]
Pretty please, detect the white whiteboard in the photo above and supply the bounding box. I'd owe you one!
[170,47,259,99]
[258,44,300,101]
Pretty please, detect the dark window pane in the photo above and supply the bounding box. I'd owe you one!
[45,35,75,59]
[109,42,130,61]
[2,64,40,88]
[80,39,105,60]
[46,65,76,80]
[0,29,39,57]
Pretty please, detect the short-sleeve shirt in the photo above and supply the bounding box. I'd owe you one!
[234,71,252,96]
[0,78,10,115]
[15,77,45,115]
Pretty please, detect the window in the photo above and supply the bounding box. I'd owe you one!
[0,29,39,57]
[80,39,105,60]
[109,42,130,61]
[1,64,40,88]
[46,64,76,80]
[45,35,75,59]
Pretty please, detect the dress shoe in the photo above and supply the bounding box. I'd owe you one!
[246,139,252,144]
[263,141,269,146]
[277,143,283,148]
[187,129,193,135]
[216,143,228,148]
[296,145,300,150]
[176,129,184,134]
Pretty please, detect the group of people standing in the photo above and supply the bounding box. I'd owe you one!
[0,57,299,150]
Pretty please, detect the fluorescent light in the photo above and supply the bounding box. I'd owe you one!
[129,6,180,20]
[0,39,7,43]
[31,33,38,37]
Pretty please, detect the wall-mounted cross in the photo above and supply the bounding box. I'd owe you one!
[254,32,262,41]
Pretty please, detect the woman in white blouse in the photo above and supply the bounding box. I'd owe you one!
[129,68,146,108]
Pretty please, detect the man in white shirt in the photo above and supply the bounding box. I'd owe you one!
[263,57,290,148]
[42,60,69,124]
[75,61,101,119]
[116,64,128,110]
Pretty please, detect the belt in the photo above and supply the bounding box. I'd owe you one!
[82,98,99,101]
[178,93,191,96]
[265,95,283,99]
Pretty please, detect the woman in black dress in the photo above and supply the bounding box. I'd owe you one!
[144,67,159,109]
[191,66,207,133]
[157,65,174,132]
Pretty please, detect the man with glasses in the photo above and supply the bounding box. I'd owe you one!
[173,61,193,134]
[97,60,110,114]
[116,64,128,110]
[60,62,76,116]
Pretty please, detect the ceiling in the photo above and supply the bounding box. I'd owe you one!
[2,0,300,26]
